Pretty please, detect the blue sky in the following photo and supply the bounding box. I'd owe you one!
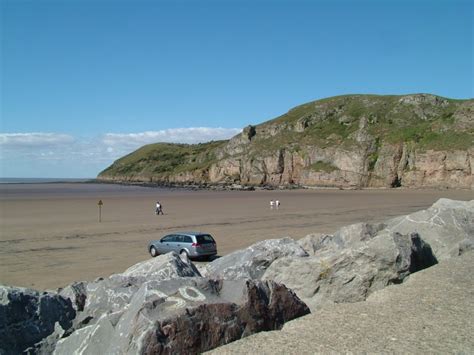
[1,0,472,178]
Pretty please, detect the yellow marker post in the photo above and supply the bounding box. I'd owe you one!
[98,200,103,222]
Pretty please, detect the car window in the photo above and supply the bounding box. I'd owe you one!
[183,235,193,243]
[161,235,173,242]
[196,234,215,244]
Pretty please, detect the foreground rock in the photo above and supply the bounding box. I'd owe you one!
[269,198,472,310]
[385,198,474,260]
[203,238,308,280]
[59,251,202,329]
[263,231,437,310]
[54,278,309,354]
[0,286,75,355]
[1,252,309,354]
[207,251,474,354]
[204,198,472,311]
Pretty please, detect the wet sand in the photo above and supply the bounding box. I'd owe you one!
[0,183,472,290]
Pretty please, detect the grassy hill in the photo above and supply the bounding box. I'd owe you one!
[98,94,473,188]
[99,141,226,180]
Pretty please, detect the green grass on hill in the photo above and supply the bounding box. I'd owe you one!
[99,140,226,177]
[99,94,473,181]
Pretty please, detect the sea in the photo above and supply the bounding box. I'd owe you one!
[0,178,175,200]
[0,178,94,184]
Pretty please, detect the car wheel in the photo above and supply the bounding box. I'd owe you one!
[150,246,158,257]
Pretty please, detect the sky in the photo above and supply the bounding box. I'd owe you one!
[1,0,472,178]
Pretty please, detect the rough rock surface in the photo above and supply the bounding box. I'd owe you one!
[297,222,386,255]
[263,231,437,310]
[54,278,310,354]
[203,238,308,280]
[69,252,202,329]
[385,198,474,260]
[206,251,474,354]
[279,198,473,310]
[1,251,310,354]
[0,286,76,355]
[209,199,472,311]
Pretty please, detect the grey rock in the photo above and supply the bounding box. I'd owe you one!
[457,239,474,256]
[54,278,310,354]
[26,322,67,355]
[203,238,308,280]
[298,222,386,255]
[297,233,330,255]
[58,281,88,312]
[207,251,474,354]
[0,286,75,355]
[385,198,474,260]
[122,250,201,279]
[263,231,437,311]
[73,252,201,328]
[286,199,473,310]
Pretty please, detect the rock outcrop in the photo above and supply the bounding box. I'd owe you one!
[263,231,437,310]
[54,278,309,354]
[0,252,309,354]
[207,251,474,354]
[0,286,76,355]
[385,198,474,259]
[98,94,474,189]
[203,198,472,311]
[203,238,308,280]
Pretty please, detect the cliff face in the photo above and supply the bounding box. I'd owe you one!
[98,94,474,189]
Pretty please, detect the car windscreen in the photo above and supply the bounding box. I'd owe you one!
[196,234,215,244]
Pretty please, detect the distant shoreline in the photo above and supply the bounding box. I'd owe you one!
[0,178,96,184]
[1,178,470,192]
[93,179,472,192]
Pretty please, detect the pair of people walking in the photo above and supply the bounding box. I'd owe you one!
[270,199,280,209]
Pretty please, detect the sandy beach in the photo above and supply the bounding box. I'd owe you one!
[0,183,472,290]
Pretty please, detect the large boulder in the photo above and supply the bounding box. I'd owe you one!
[0,286,76,355]
[263,232,437,311]
[385,198,474,260]
[54,278,310,354]
[121,251,201,279]
[67,252,201,328]
[51,251,310,353]
[298,222,386,255]
[283,198,473,310]
[203,238,308,280]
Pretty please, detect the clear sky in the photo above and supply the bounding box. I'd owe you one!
[1,0,472,178]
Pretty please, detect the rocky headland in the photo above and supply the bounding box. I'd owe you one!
[1,198,473,354]
[98,94,473,189]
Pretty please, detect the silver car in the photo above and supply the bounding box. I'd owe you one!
[148,232,217,260]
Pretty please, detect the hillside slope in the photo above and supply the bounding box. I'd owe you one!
[98,94,474,189]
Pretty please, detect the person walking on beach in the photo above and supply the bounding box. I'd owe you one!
[270,200,275,209]
[155,201,164,215]
[275,200,280,209]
